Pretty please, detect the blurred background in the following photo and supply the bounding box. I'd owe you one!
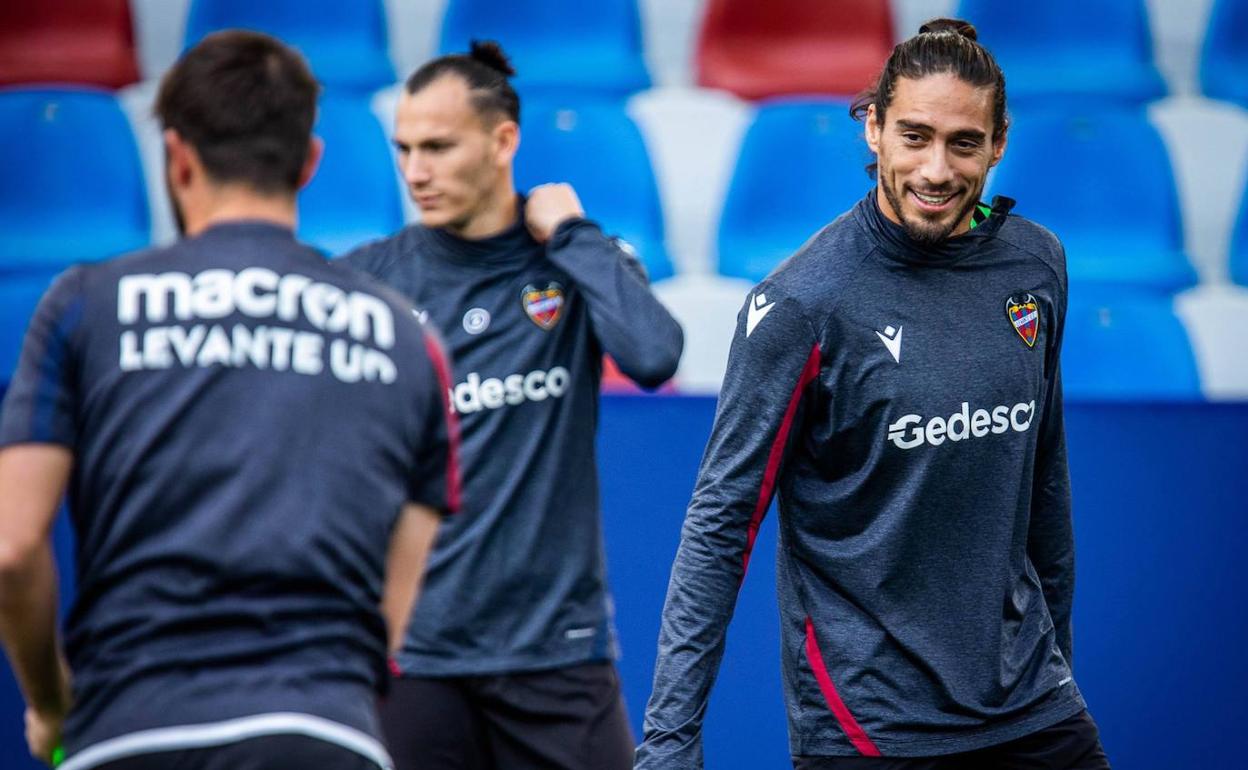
[0,1,1245,768]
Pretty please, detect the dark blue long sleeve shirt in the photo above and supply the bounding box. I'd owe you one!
[343,210,684,675]
[637,193,1083,765]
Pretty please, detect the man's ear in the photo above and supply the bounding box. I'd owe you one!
[990,128,1008,168]
[163,128,195,188]
[296,136,324,191]
[865,104,882,155]
[494,120,519,168]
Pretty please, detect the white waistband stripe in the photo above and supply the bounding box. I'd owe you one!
[58,712,393,770]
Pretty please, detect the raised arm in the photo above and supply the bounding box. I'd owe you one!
[525,183,684,388]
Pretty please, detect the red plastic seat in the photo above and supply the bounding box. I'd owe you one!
[696,0,894,100]
[0,0,139,89]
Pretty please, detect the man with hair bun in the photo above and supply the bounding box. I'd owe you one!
[636,19,1109,770]
[342,40,683,770]
[0,30,458,770]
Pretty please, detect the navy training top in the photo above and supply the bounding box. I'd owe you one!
[0,221,459,767]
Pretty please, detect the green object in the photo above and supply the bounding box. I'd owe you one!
[51,744,64,767]
[969,202,993,230]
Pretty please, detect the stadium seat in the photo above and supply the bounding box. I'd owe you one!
[695,0,894,101]
[0,88,149,272]
[298,95,404,257]
[956,0,1166,104]
[1201,0,1248,108]
[0,272,58,386]
[515,99,673,282]
[183,0,394,91]
[717,101,872,284]
[1063,291,1202,400]
[989,108,1196,293]
[0,0,140,89]
[1230,170,1248,287]
[438,0,650,97]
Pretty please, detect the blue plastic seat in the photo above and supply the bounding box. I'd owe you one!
[183,0,394,92]
[298,95,403,256]
[717,101,872,284]
[438,0,649,97]
[0,88,149,272]
[514,99,672,282]
[1230,168,1248,287]
[1201,0,1248,108]
[0,272,58,385]
[989,108,1196,293]
[956,0,1165,104]
[1062,291,1202,401]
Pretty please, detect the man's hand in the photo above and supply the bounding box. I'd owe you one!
[525,183,585,243]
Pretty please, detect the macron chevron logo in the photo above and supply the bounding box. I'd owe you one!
[875,325,902,363]
[746,292,775,337]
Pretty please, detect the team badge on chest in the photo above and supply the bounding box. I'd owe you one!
[1005,292,1040,348]
[522,282,565,330]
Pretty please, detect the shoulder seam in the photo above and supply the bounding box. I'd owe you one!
[984,225,1066,290]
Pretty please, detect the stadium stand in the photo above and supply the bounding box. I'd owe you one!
[0,88,150,271]
[716,100,872,283]
[298,94,405,256]
[515,98,674,281]
[0,0,140,89]
[182,0,395,91]
[956,0,1167,104]
[695,0,894,100]
[438,0,650,96]
[989,107,1196,294]
[1063,291,1203,400]
[1201,0,1248,108]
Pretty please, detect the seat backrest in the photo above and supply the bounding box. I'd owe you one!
[0,88,149,270]
[989,107,1193,291]
[1063,292,1203,401]
[717,101,873,283]
[1230,168,1248,287]
[298,95,404,257]
[0,0,140,88]
[515,99,672,281]
[696,0,894,99]
[956,0,1164,103]
[1200,0,1248,107]
[183,0,394,91]
[438,0,649,96]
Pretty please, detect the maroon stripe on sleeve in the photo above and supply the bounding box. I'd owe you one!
[741,343,821,578]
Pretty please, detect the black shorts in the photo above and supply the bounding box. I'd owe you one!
[92,732,385,769]
[379,661,634,770]
[792,710,1111,770]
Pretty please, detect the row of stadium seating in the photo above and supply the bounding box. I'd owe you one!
[3,87,1243,288]
[1,0,1246,107]
[0,85,1237,399]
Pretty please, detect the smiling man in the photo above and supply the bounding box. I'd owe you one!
[636,19,1110,770]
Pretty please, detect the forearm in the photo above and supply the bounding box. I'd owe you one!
[637,511,750,769]
[0,542,70,717]
[546,219,683,387]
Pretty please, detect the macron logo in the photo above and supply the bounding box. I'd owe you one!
[876,325,902,363]
[746,293,775,337]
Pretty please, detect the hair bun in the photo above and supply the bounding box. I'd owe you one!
[469,40,516,77]
[918,18,978,41]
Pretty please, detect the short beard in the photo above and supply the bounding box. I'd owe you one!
[881,174,979,247]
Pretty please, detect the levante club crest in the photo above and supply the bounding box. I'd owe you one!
[1005,292,1040,348]
[522,282,565,330]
